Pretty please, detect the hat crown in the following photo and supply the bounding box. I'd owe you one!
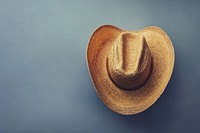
[107,32,152,91]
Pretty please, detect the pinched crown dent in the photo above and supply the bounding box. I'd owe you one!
[107,32,152,91]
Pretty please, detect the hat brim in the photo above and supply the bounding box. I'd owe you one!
[87,25,175,115]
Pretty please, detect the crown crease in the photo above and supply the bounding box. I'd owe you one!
[107,32,152,91]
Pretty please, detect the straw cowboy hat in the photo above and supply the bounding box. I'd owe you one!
[87,25,175,115]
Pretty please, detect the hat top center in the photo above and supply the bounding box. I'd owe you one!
[107,32,152,91]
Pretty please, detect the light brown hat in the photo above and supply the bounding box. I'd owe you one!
[87,25,175,115]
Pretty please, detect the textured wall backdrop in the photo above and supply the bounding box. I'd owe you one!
[0,0,200,133]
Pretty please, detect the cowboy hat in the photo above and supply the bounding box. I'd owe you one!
[87,25,174,115]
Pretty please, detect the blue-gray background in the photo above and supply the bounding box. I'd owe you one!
[0,0,199,133]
